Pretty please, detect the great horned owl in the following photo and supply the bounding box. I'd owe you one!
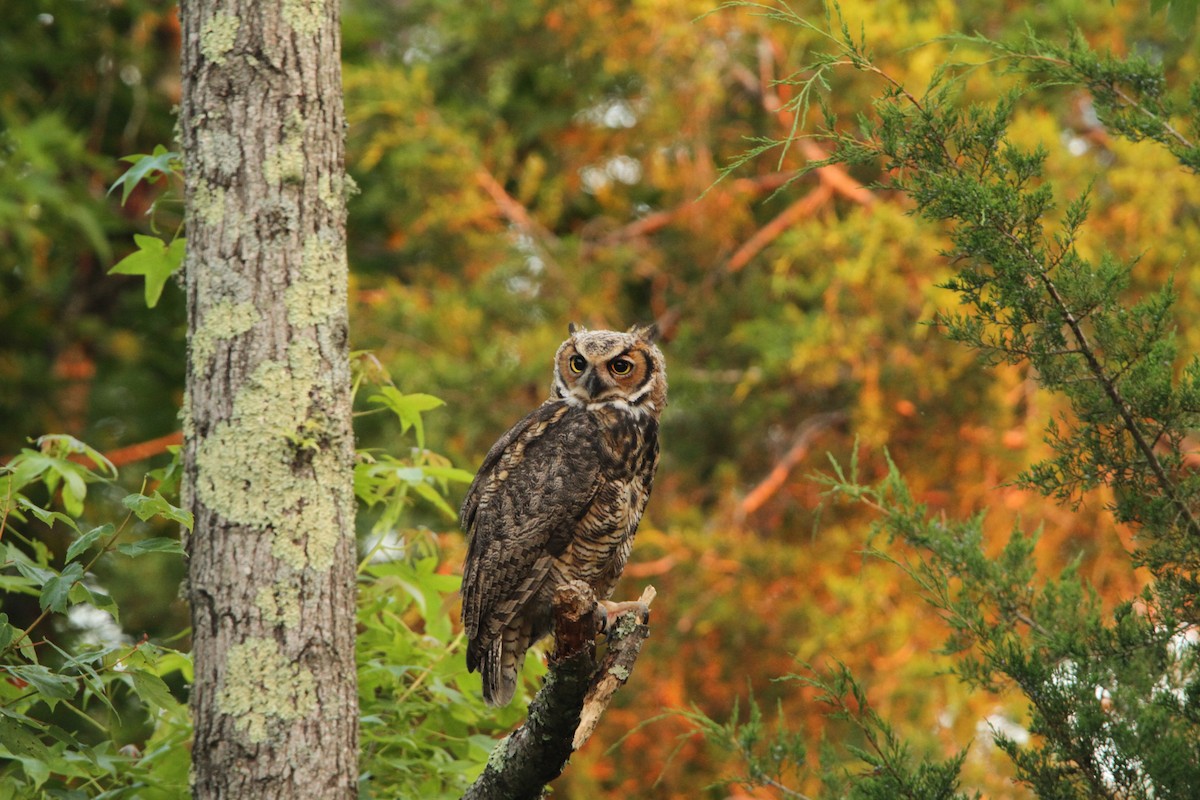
[460,323,667,706]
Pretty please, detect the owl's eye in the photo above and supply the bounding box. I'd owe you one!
[609,357,634,376]
[569,355,588,374]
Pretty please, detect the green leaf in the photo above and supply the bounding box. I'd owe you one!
[68,583,119,620]
[107,145,182,205]
[1166,0,1200,32]
[418,464,476,484]
[58,467,87,517]
[0,574,39,596]
[147,445,185,496]
[33,434,118,479]
[17,502,79,533]
[0,717,53,787]
[3,665,77,708]
[12,558,55,590]
[412,481,457,519]
[128,669,182,712]
[108,234,186,308]
[39,562,83,613]
[368,389,445,448]
[122,491,194,531]
[154,652,194,684]
[65,523,114,563]
[116,537,185,557]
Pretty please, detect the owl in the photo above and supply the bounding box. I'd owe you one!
[460,323,667,706]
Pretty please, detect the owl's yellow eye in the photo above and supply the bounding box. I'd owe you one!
[569,355,587,373]
[609,357,634,376]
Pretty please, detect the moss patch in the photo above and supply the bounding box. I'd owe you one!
[217,637,316,743]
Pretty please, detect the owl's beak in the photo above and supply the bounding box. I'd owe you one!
[583,370,603,398]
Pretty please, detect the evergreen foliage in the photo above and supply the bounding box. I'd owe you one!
[698,3,1200,797]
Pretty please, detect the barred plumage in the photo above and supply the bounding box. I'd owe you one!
[460,324,667,706]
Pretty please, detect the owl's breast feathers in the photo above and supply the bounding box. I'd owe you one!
[459,398,659,678]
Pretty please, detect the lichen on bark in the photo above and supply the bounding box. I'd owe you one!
[190,299,259,370]
[199,12,239,66]
[286,232,345,327]
[217,637,317,743]
[193,338,343,572]
[256,581,303,629]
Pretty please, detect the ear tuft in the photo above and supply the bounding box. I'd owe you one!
[630,322,660,343]
[568,322,584,336]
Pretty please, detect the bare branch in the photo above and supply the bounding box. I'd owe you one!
[727,185,833,274]
[740,412,849,516]
[574,585,657,750]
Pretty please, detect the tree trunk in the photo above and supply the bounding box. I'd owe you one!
[178,1,357,797]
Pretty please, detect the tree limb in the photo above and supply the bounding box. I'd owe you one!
[740,411,848,516]
[462,582,656,800]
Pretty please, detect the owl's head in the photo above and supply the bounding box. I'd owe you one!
[551,323,667,416]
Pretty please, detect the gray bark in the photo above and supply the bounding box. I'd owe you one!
[179,0,357,797]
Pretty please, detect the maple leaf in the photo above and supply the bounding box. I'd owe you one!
[108,234,186,308]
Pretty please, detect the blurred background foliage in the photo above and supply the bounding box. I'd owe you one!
[2,0,1198,797]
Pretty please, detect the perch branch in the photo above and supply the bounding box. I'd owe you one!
[573,585,656,750]
[462,581,656,800]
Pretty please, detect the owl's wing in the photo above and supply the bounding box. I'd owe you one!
[459,401,603,670]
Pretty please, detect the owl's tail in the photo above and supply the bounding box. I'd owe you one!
[477,622,531,707]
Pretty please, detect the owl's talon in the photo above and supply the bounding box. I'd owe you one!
[598,599,651,633]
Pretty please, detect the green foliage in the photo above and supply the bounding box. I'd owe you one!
[107,145,186,309]
[357,545,541,799]
[354,363,542,798]
[1149,0,1200,34]
[809,18,1200,584]
[0,383,526,796]
[670,691,809,797]
[107,146,182,208]
[0,437,191,796]
[678,662,974,799]
[0,114,113,266]
[18,0,1200,796]
[0,1,184,453]
[823,455,1200,798]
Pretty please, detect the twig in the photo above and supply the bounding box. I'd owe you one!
[1000,228,1200,539]
[99,431,184,468]
[473,165,570,294]
[599,171,799,245]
